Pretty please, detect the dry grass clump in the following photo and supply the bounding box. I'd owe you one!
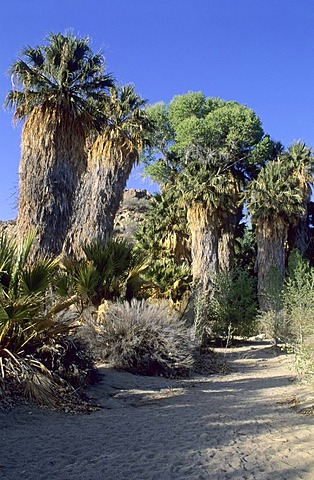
[0,337,98,413]
[78,299,194,378]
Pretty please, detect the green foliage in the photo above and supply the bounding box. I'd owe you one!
[143,102,174,157]
[0,232,96,409]
[144,91,267,192]
[98,84,155,159]
[245,142,313,225]
[200,269,258,340]
[264,266,285,313]
[135,188,190,264]
[0,232,58,354]
[146,259,192,308]
[5,32,114,128]
[259,250,314,379]
[61,237,148,305]
[234,225,257,274]
[283,250,314,340]
[168,91,209,126]
[134,188,191,308]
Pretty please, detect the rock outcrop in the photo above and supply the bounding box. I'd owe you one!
[0,189,152,245]
[113,189,152,241]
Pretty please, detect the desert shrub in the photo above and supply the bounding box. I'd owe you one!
[199,268,258,341]
[79,299,194,378]
[35,336,97,389]
[259,250,314,379]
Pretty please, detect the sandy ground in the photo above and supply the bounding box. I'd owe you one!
[1,343,314,480]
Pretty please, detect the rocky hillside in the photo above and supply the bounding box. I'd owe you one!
[113,189,153,241]
[0,189,153,244]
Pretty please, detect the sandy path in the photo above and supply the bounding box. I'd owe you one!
[1,344,314,480]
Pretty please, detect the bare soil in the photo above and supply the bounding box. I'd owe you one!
[1,342,314,480]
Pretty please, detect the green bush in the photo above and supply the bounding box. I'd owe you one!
[259,250,314,379]
[0,232,95,410]
[204,268,258,340]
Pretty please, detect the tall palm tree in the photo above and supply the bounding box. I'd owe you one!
[245,142,313,310]
[63,85,154,258]
[178,150,236,295]
[5,32,114,259]
[144,93,267,329]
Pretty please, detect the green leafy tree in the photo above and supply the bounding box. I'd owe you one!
[5,33,114,259]
[205,268,258,340]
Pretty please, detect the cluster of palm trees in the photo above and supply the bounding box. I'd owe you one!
[4,33,314,320]
[5,33,153,260]
[140,92,314,322]
[0,32,313,407]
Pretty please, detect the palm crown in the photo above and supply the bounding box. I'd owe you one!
[92,84,154,163]
[5,32,114,129]
[245,142,313,225]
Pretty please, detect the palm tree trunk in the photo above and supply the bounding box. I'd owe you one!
[218,206,242,272]
[63,146,136,258]
[186,204,219,326]
[218,176,241,272]
[256,217,288,311]
[17,109,86,260]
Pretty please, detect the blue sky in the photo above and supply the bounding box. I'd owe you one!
[1,0,314,220]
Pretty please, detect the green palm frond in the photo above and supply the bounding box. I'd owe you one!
[245,147,312,225]
[20,257,57,296]
[5,32,115,130]
[93,84,155,163]
[73,262,100,298]
[0,233,16,289]
[9,230,37,297]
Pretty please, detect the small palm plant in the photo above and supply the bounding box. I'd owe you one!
[0,232,94,409]
[0,231,57,354]
[59,237,149,307]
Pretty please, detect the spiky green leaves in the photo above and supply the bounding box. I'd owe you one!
[245,141,313,225]
[95,85,154,162]
[5,32,114,129]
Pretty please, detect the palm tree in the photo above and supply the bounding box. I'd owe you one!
[135,187,190,264]
[144,93,267,330]
[5,32,114,259]
[63,85,154,258]
[245,142,313,310]
[178,149,237,297]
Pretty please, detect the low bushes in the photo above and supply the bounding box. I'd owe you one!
[78,299,194,378]
[195,268,259,344]
[259,250,314,380]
